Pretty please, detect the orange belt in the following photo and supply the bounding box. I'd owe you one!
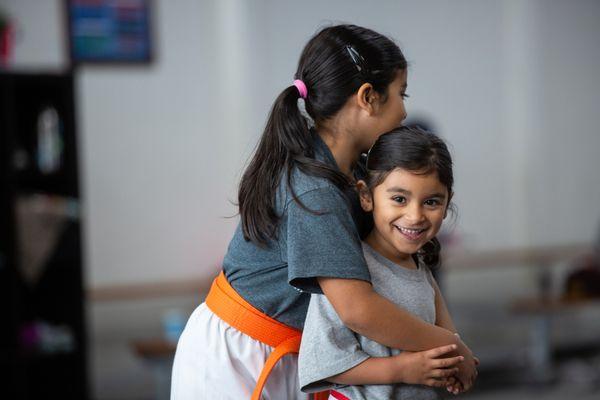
[205,271,329,400]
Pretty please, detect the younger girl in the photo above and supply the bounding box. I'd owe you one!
[171,25,476,399]
[299,127,471,399]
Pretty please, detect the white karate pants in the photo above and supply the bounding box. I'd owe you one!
[170,303,307,399]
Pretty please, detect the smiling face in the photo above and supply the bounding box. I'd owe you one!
[358,168,450,266]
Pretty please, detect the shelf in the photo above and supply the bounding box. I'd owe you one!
[1,71,87,399]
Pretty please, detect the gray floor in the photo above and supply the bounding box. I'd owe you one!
[465,386,600,400]
[462,348,600,400]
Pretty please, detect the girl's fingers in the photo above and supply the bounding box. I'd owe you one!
[446,384,461,394]
[426,378,452,388]
[429,368,459,379]
[462,380,473,392]
[431,355,464,368]
[425,344,457,358]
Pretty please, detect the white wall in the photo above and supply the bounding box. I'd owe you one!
[77,0,239,287]
[1,0,67,71]
[4,0,600,288]
[530,0,600,245]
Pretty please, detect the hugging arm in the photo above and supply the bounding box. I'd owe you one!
[328,344,462,388]
[300,290,462,390]
[318,277,477,387]
[318,277,461,350]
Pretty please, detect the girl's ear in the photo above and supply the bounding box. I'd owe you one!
[356,83,378,115]
[356,180,374,212]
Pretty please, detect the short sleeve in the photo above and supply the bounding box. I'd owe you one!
[286,186,371,293]
[298,294,371,393]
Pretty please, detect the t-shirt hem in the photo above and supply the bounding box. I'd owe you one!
[300,353,371,393]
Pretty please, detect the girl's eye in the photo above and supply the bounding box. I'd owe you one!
[424,199,441,207]
[401,93,410,99]
[392,196,406,204]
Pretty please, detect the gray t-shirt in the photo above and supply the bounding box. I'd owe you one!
[222,133,371,330]
[299,242,444,399]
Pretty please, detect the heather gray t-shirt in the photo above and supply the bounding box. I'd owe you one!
[222,133,371,330]
[299,242,444,400]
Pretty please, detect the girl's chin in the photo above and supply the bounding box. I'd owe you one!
[393,244,421,257]
[391,236,430,256]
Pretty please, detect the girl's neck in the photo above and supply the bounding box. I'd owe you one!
[316,125,361,178]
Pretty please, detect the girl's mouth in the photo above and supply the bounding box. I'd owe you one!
[395,226,427,241]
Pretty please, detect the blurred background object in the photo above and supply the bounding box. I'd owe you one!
[0,6,14,67]
[1,0,600,399]
[1,72,86,398]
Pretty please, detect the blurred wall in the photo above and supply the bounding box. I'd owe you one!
[4,0,600,288]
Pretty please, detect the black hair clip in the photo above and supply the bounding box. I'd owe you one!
[345,45,369,75]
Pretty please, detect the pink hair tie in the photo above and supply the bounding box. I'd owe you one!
[293,79,308,99]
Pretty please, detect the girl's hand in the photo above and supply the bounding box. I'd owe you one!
[394,344,464,388]
[452,341,479,393]
[446,354,480,395]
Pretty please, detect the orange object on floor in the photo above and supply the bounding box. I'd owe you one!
[205,271,329,400]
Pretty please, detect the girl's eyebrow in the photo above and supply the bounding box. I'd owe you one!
[386,187,411,194]
[386,186,446,199]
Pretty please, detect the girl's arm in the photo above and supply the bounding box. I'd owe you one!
[328,344,462,387]
[318,277,461,350]
[318,277,477,388]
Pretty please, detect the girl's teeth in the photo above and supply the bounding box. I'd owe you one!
[397,227,426,240]
[400,227,423,234]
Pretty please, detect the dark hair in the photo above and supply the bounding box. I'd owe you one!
[239,24,407,245]
[363,126,454,269]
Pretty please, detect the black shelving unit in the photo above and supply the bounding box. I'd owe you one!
[0,72,87,399]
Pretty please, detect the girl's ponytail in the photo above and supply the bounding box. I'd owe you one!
[238,86,309,244]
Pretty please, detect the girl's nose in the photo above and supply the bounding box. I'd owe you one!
[405,204,425,223]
